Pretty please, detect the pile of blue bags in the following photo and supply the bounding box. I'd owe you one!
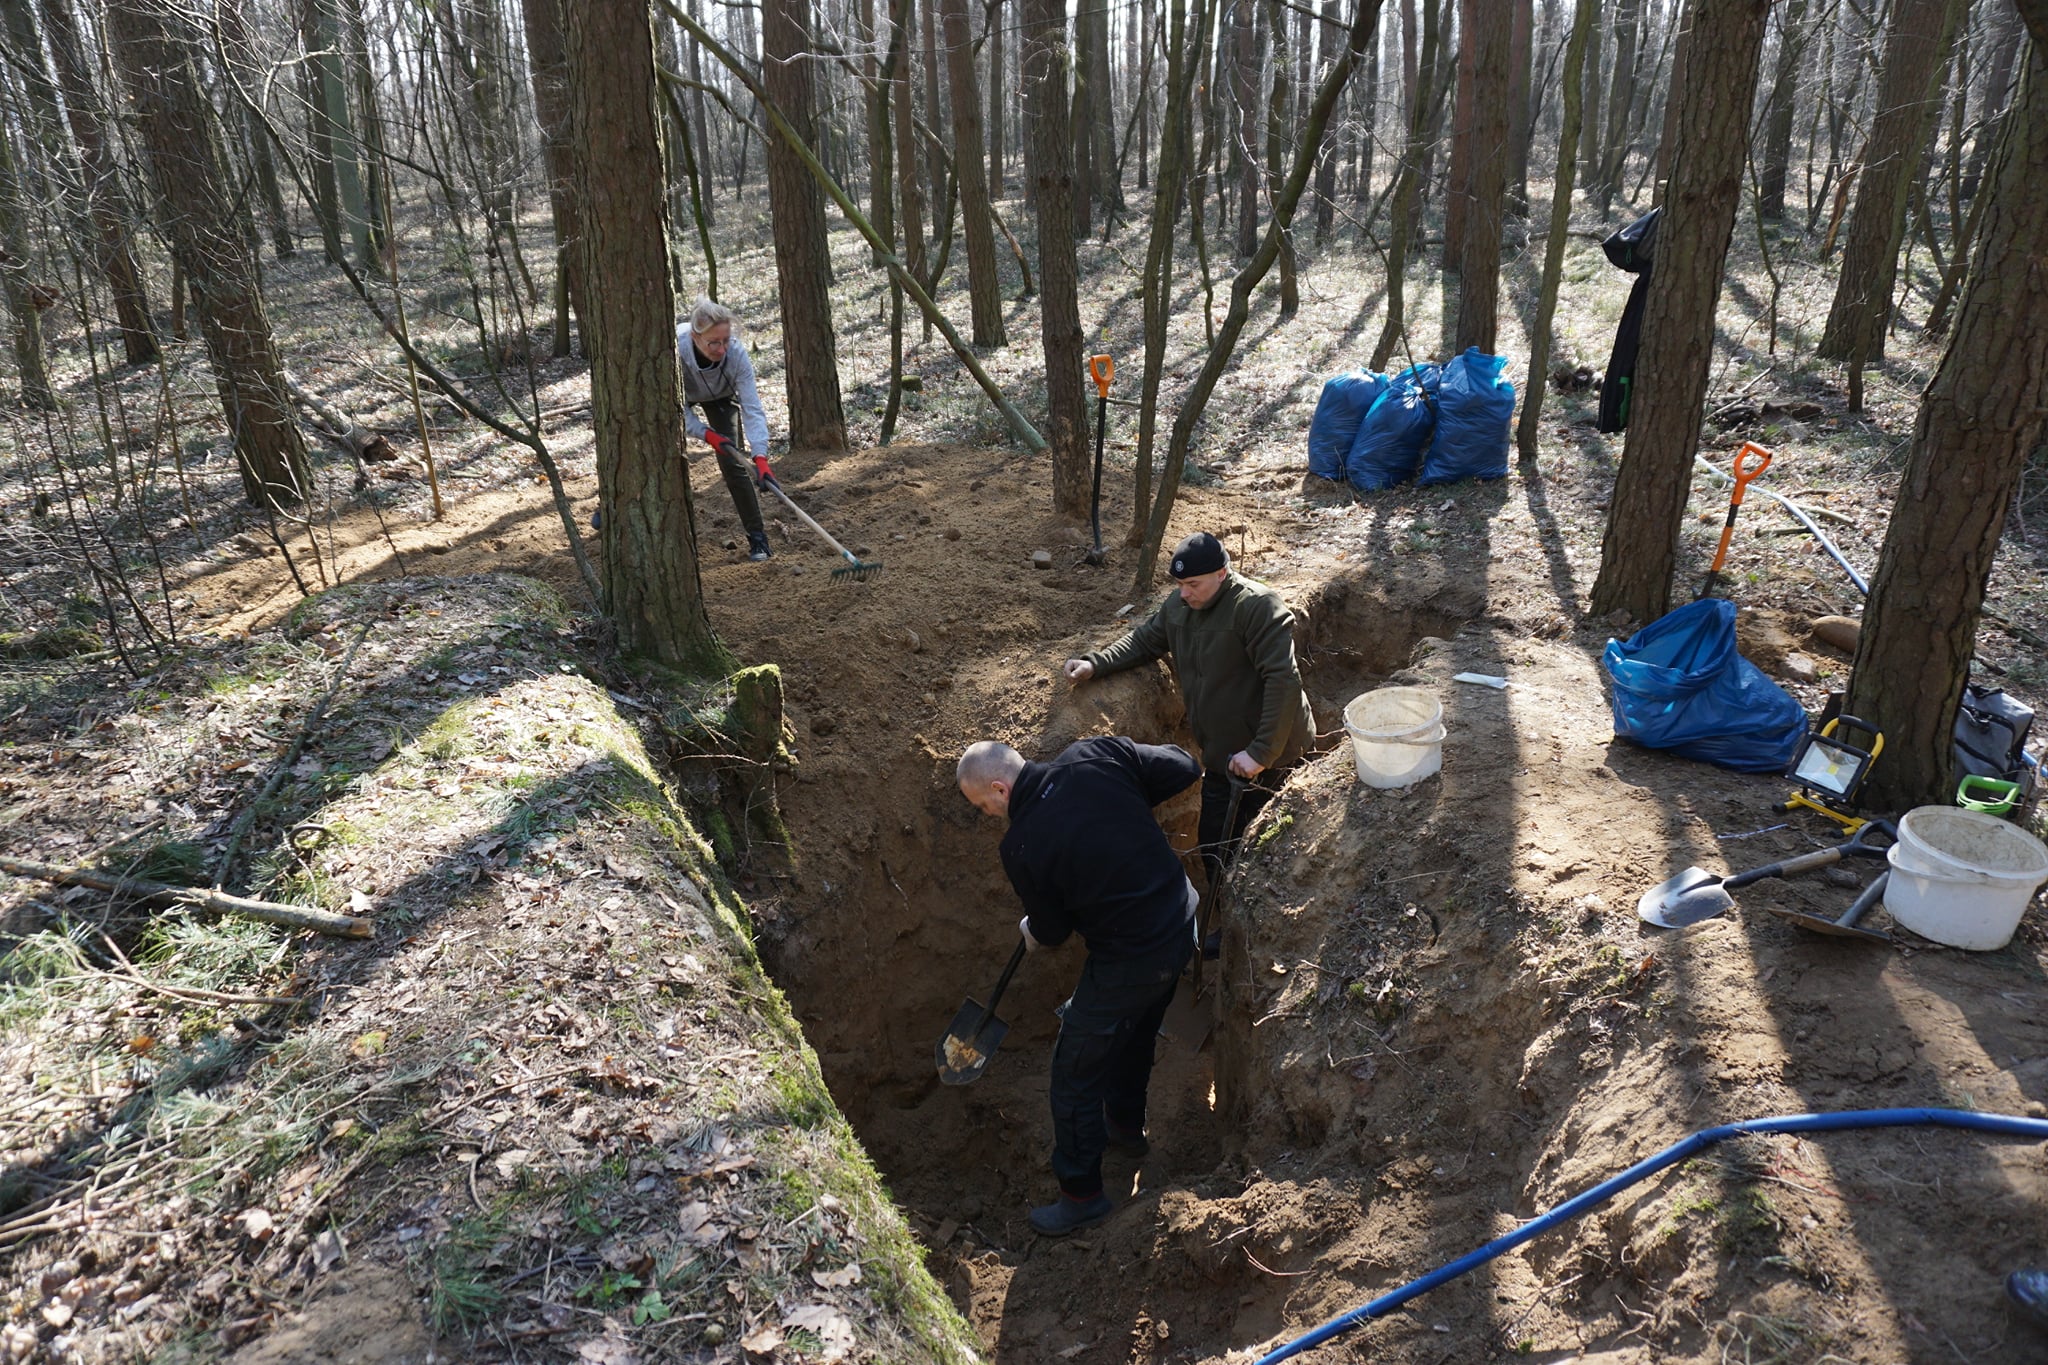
[1603,598,1809,772]
[1306,348,1517,491]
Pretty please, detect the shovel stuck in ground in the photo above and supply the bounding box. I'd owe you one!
[935,938,1026,1085]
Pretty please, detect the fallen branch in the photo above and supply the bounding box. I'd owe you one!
[281,370,396,463]
[215,619,373,890]
[0,856,372,939]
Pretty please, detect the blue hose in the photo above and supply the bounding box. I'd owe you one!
[1251,1107,2048,1365]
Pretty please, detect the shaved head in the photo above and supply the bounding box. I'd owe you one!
[957,741,1026,817]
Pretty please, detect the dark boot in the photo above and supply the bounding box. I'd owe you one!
[1028,1192,1112,1236]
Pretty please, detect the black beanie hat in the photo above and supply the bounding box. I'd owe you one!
[1168,531,1227,579]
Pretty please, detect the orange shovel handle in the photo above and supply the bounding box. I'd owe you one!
[1089,354,1114,398]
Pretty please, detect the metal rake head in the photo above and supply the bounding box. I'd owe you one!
[831,559,883,582]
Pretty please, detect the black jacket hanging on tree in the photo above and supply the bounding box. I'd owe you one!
[1598,208,1663,434]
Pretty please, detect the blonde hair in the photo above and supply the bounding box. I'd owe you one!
[690,296,735,336]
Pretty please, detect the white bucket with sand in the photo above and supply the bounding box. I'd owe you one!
[1343,687,1444,789]
[1883,805,2048,950]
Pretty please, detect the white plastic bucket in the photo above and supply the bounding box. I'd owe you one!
[1343,687,1444,789]
[1882,805,2048,950]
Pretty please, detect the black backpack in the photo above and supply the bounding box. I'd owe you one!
[1954,682,2035,795]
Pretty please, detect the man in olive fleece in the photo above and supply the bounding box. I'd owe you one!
[957,736,1201,1237]
[1062,531,1315,888]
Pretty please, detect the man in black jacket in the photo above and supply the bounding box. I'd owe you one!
[957,735,1201,1236]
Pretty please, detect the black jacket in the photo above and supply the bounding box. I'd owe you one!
[999,737,1201,961]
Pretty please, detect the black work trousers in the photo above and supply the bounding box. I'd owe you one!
[693,395,766,537]
[1048,930,1192,1197]
[1197,769,1277,890]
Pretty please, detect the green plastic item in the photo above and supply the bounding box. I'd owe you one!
[1956,773,2022,817]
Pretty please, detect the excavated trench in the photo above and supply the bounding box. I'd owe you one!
[740,570,1476,1359]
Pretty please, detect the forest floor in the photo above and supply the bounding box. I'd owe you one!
[5,176,2048,1364]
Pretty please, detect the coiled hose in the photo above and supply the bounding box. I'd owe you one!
[1251,1107,2048,1365]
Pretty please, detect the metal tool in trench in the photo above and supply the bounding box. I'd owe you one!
[1084,354,1114,566]
[1162,777,1248,1049]
[752,455,882,582]
[935,938,1026,1085]
[1699,441,1772,600]
[1768,869,1893,945]
[1637,819,1893,928]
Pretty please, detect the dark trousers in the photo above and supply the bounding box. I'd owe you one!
[694,395,765,536]
[1198,769,1276,890]
[1049,932,1192,1197]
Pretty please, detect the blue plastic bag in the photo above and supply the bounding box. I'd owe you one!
[1603,598,1809,773]
[1420,348,1515,485]
[1308,370,1388,480]
[1346,364,1440,491]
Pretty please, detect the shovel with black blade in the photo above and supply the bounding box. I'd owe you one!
[935,938,1027,1085]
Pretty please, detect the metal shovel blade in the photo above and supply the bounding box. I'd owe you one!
[1767,905,1893,944]
[935,998,1009,1085]
[1160,973,1214,1050]
[1638,866,1734,927]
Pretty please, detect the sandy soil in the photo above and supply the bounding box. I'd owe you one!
[176,416,2048,1364]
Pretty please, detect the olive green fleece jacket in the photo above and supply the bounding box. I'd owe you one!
[1084,572,1315,772]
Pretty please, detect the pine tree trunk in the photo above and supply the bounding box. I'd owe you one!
[1314,0,1344,238]
[216,0,294,259]
[1516,0,1595,459]
[1369,0,1439,369]
[987,0,1007,193]
[1024,0,1089,513]
[1506,0,1532,213]
[564,0,714,664]
[896,0,930,287]
[521,0,584,356]
[1444,0,1478,266]
[1091,0,1120,213]
[1132,0,1203,543]
[941,0,1007,342]
[0,135,54,410]
[1576,0,1602,185]
[307,0,373,273]
[107,0,309,508]
[295,12,345,265]
[763,0,850,450]
[1588,0,1770,622]
[39,0,158,363]
[1849,44,2048,808]
[1267,0,1298,313]
[1232,0,1260,256]
[1071,0,1096,233]
[1816,0,1966,362]
[1755,0,1809,221]
[1453,0,1510,352]
[1591,0,1638,215]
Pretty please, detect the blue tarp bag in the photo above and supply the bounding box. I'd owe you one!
[1308,370,1388,480]
[1346,363,1440,491]
[1603,598,1809,772]
[1420,347,1515,485]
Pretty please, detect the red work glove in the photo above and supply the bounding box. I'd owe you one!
[752,454,775,489]
[703,429,731,457]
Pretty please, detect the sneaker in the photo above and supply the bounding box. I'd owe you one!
[746,531,771,562]
[2010,1269,2048,1330]
[1105,1122,1149,1158]
[1029,1192,1112,1237]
